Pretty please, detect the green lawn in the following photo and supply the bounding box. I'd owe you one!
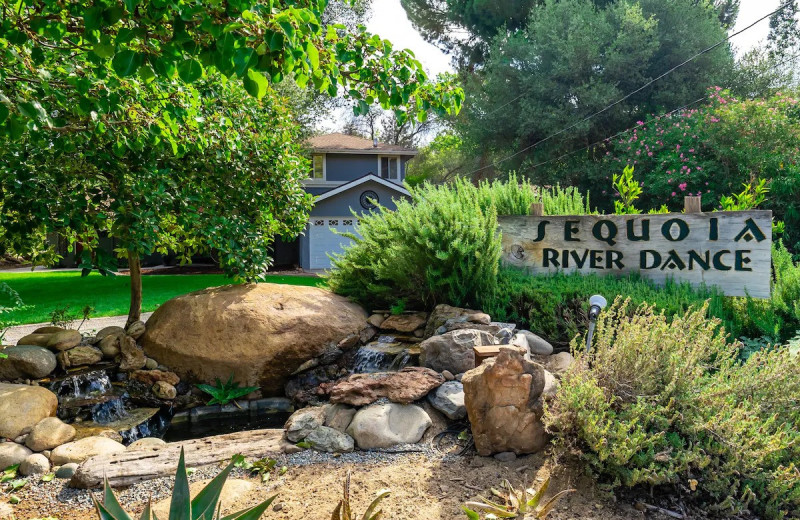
[0,271,326,325]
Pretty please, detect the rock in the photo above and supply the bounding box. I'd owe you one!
[306,426,354,453]
[153,479,254,519]
[98,333,122,358]
[494,452,517,462]
[94,326,125,344]
[424,304,484,337]
[0,442,32,469]
[284,406,326,442]
[419,329,495,374]
[380,313,428,333]
[49,436,126,465]
[463,346,549,456]
[130,369,180,386]
[519,330,554,356]
[427,381,466,420]
[441,370,455,381]
[443,322,503,335]
[152,381,177,400]
[0,345,57,380]
[0,383,58,439]
[546,352,575,375]
[324,404,356,433]
[20,453,50,475]
[127,437,167,450]
[141,284,368,395]
[47,330,83,351]
[367,314,386,328]
[413,328,425,338]
[25,417,76,452]
[466,312,492,325]
[119,336,146,371]
[55,462,79,479]
[13,434,27,444]
[126,320,146,339]
[359,325,377,344]
[347,403,431,449]
[542,370,559,398]
[33,326,65,334]
[16,333,52,347]
[57,345,103,368]
[144,357,159,370]
[325,367,444,406]
[419,401,450,443]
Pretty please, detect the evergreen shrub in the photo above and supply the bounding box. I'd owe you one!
[545,300,800,519]
[327,181,502,310]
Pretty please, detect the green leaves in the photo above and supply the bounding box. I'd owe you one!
[112,50,142,77]
[178,60,204,83]
[196,374,259,406]
[243,69,269,99]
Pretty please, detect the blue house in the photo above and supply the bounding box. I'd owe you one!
[290,133,416,270]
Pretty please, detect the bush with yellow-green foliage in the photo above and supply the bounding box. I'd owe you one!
[545,300,800,519]
[327,177,591,311]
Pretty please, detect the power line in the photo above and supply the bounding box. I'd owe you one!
[525,52,800,171]
[463,0,797,177]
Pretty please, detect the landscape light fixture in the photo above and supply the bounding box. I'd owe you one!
[585,294,607,355]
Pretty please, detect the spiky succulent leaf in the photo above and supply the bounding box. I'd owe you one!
[526,477,550,510]
[169,449,192,520]
[93,496,125,520]
[331,501,342,520]
[103,478,134,520]
[219,495,276,520]
[462,507,481,520]
[463,502,517,518]
[361,489,390,520]
[535,489,575,519]
[139,501,155,520]
[190,458,236,519]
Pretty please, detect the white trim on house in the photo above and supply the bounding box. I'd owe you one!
[310,148,417,156]
[376,155,402,181]
[309,153,326,181]
[314,173,411,202]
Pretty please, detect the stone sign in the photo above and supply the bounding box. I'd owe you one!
[497,210,772,298]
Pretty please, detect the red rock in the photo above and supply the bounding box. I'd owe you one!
[325,367,444,406]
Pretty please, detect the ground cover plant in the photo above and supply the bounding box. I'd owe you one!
[0,272,323,326]
[545,300,800,519]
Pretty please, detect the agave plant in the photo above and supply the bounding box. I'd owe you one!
[93,448,275,520]
[462,477,574,519]
[196,374,259,407]
[331,470,391,520]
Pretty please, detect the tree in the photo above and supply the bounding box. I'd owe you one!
[453,0,734,181]
[0,0,464,325]
[343,105,438,147]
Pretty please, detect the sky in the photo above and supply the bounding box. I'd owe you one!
[365,0,785,76]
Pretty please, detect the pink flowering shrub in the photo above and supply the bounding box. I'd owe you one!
[597,87,800,249]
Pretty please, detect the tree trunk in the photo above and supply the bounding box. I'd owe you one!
[127,250,142,327]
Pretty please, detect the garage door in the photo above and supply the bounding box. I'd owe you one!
[309,217,359,269]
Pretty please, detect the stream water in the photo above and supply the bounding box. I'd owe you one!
[351,335,415,373]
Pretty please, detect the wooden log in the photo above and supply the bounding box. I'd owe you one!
[70,428,295,489]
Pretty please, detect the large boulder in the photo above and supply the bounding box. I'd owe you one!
[419,329,495,374]
[325,367,444,406]
[462,346,549,456]
[0,345,57,380]
[141,283,368,395]
[0,442,32,469]
[424,304,484,337]
[284,406,327,442]
[25,417,76,452]
[347,403,431,449]
[0,383,58,439]
[49,436,126,465]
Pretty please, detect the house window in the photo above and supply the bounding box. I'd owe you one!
[380,156,399,180]
[310,154,324,180]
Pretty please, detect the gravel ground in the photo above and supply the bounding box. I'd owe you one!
[4,444,678,520]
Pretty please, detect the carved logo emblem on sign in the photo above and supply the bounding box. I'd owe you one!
[497,211,772,298]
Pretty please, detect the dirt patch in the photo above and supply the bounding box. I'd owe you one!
[8,452,691,520]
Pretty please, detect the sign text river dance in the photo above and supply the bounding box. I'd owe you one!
[497,210,772,298]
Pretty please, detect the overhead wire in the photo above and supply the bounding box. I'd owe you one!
[462,0,798,177]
